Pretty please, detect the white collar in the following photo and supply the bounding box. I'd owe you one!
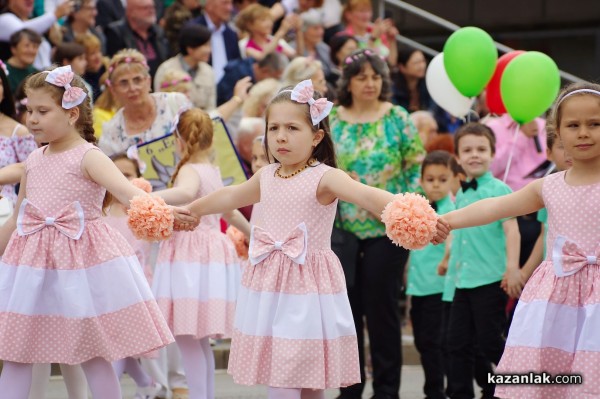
[204,13,225,34]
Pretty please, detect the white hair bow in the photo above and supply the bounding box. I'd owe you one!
[290,80,333,126]
[44,65,87,109]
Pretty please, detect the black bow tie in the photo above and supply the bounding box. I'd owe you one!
[460,178,478,192]
[430,201,438,212]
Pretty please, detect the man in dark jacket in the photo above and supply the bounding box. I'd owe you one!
[105,0,169,78]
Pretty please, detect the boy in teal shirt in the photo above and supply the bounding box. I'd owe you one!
[446,123,521,399]
[407,151,455,399]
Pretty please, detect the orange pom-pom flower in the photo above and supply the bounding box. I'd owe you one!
[128,196,174,241]
[381,192,438,250]
[131,177,153,193]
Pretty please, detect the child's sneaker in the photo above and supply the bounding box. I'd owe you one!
[134,381,162,399]
[172,388,190,399]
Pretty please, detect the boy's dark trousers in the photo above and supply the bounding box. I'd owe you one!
[410,293,445,399]
[447,282,507,399]
[339,236,409,399]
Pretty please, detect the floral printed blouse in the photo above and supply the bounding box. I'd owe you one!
[330,105,425,239]
[99,92,192,156]
[0,125,37,206]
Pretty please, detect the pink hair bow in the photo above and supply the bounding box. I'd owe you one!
[127,145,147,174]
[44,65,87,109]
[552,235,600,277]
[248,223,308,266]
[290,80,333,126]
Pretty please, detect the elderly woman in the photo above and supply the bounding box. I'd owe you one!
[329,49,425,399]
[280,56,328,95]
[99,49,192,156]
[290,9,335,82]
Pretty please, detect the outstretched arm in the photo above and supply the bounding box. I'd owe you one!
[185,169,262,218]
[443,179,544,230]
[318,168,395,217]
[0,163,25,185]
[223,210,251,237]
[153,164,201,206]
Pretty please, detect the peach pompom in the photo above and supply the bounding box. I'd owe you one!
[128,195,174,241]
[381,192,438,250]
[131,177,152,193]
[226,226,249,259]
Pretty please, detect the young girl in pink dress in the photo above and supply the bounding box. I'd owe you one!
[437,83,600,398]
[0,65,195,399]
[177,80,413,399]
[152,108,251,399]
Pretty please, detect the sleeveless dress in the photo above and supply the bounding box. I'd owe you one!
[152,163,241,339]
[228,163,360,389]
[496,171,600,398]
[0,143,173,364]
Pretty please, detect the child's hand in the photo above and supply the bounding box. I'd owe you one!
[431,217,451,245]
[437,259,448,276]
[503,267,524,299]
[171,206,199,231]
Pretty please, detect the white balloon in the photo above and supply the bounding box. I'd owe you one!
[426,53,474,118]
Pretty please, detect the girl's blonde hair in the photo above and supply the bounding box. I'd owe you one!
[75,32,101,53]
[242,78,279,117]
[280,57,323,88]
[235,4,272,33]
[171,108,214,182]
[25,68,96,144]
[547,82,600,136]
[107,49,150,86]
[95,69,119,111]
[343,0,372,23]
[159,70,192,94]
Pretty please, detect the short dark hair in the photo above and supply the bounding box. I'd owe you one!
[179,24,211,55]
[454,122,496,155]
[52,42,86,64]
[328,34,358,66]
[421,150,453,176]
[0,65,17,119]
[337,49,392,107]
[10,29,42,48]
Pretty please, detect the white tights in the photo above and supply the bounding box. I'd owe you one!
[0,358,121,399]
[29,363,87,399]
[113,357,153,387]
[267,387,326,399]
[175,335,215,399]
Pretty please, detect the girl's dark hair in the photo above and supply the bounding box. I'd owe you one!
[328,34,358,66]
[421,150,453,175]
[25,67,96,144]
[110,153,142,177]
[337,49,392,107]
[52,42,86,64]
[0,65,17,119]
[453,122,496,155]
[393,47,422,100]
[179,24,211,55]
[547,82,600,139]
[265,87,337,168]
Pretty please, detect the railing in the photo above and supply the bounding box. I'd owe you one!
[382,0,588,83]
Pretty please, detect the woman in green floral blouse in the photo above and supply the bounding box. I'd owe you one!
[329,48,425,399]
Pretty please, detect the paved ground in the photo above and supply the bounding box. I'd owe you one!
[47,366,428,399]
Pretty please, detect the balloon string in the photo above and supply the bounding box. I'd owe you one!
[503,123,520,183]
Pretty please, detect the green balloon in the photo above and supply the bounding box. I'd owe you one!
[500,51,560,124]
[443,27,497,97]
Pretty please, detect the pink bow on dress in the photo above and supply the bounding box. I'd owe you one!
[248,223,308,266]
[44,65,87,109]
[17,199,85,240]
[552,235,600,277]
[290,80,333,126]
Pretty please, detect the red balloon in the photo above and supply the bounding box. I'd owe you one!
[486,51,525,115]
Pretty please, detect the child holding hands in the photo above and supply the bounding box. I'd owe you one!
[0,66,196,399]
[437,83,600,398]
[177,80,424,399]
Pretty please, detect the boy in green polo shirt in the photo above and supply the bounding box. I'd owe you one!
[446,123,521,399]
[407,150,456,399]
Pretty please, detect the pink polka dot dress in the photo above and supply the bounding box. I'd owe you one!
[152,163,241,339]
[227,163,360,389]
[496,171,600,398]
[0,143,174,364]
